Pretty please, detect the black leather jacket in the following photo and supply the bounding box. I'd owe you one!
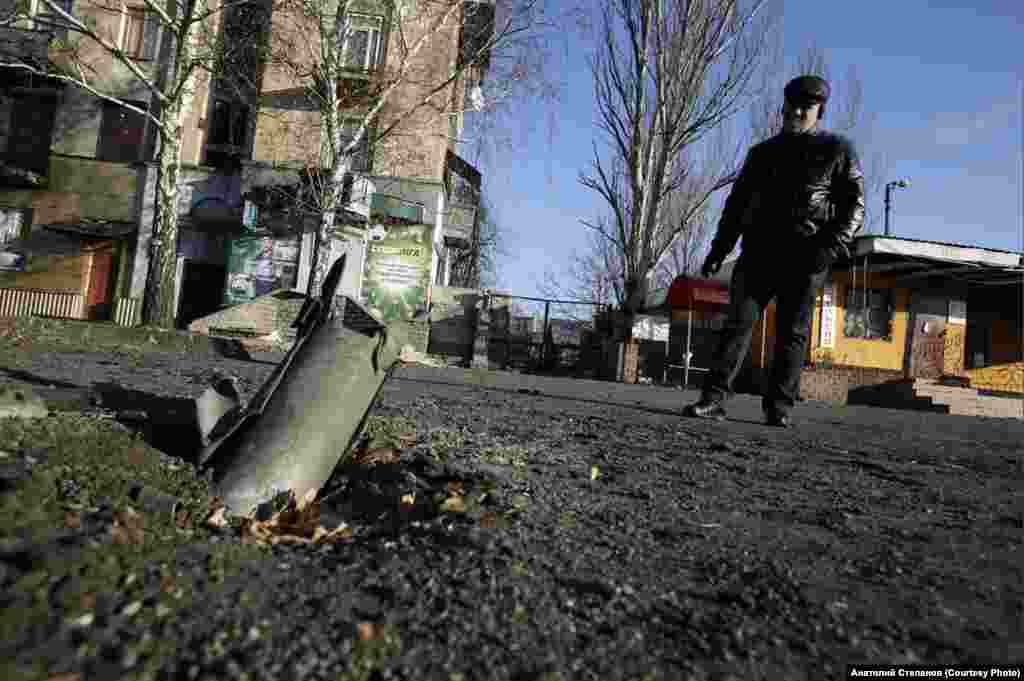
[708,128,865,269]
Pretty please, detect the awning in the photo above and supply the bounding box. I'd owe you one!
[42,221,137,239]
[844,236,1024,287]
[667,276,730,309]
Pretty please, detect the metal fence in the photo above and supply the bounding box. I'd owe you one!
[113,297,142,327]
[491,294,610,374]
[0,287,86,319]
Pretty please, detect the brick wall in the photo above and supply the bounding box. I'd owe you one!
[799,365,907,404]
[943,324,967,376]
[738,364,907,405]
[967,362,1024,394]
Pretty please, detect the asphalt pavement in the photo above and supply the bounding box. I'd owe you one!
[390,365,1024,451]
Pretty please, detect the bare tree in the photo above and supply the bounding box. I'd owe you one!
[449,192,503,289]
[577,0,776,339]
[258,0,562,298]
[1,0,268,327]
[539,219,623,309]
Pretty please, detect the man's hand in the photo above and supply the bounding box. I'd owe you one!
[811,247,836,272]
[700,255,723,279]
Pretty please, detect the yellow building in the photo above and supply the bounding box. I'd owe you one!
[750,236,1023,400]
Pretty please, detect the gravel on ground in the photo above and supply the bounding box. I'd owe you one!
[1,334,1021,681]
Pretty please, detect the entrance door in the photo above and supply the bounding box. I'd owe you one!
[908,294,948,379]
[177,261,227,328]
[86,244,118,320]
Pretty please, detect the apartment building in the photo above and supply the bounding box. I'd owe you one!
[0,0,488,328]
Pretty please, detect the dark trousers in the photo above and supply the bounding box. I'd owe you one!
[702,258,826,415]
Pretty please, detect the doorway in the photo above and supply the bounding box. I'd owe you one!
[86,242,119,321]
[177,260,227,328]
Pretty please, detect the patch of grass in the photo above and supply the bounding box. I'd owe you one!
[342,624,402,681]
[0,413,269,681]
[479,444,529,467]
[509,560,531,578]
[429,428,466,462]
[362,415,419,449]
[558,511,578,529]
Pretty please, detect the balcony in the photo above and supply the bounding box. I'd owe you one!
[443,151,480,248]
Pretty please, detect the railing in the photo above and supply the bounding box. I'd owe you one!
[0,287,85,319]
[113,297,142,327]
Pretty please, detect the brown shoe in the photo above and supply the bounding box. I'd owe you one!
[683,400,726,420]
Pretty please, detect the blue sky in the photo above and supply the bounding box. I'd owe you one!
[478,0,1023,297]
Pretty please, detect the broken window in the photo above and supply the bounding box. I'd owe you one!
[217,0,269,98]
[3,91,58,176]
[843,287,893,341]
[204,99,249,169]
[96,99,146,163]
[340,14,383,71]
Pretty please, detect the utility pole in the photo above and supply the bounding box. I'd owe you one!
[884,179,911,236]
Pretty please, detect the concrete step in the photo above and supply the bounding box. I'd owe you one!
[914,385,980,399]
[926,394,1022,410]
[912,377,971,389]
[947,405,1023,419]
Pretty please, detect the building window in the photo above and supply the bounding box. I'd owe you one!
[370,194,423,224]
[340,14,383,71]
[95,99,146,162]
[0,207,31,245]
[843,287,893,341]
[119,4,157,59]
[204,99,249,168]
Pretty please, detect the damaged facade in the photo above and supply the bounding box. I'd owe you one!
[0,0,488,337]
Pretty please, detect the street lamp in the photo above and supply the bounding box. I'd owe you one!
[884,179,911,237]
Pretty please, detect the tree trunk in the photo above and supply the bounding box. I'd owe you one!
[307,156,350,299]
[142,81,195,328]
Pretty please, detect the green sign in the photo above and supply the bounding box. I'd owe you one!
[361,222,433,323]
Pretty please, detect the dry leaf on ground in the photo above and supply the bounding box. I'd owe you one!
[110,507,145,545]
[440,495,466,513]
[351,447,399,467]
[296,488,319,510]
[397,432,417,449]
[356,622,382,641]
[45,673,82,681]
[204,506,229,529]
[400,493,416,507]
[125,445,148,467]
[233,491,352,546]
[446,481,465,496]
[479,512,501,529]
[174,507,193,530]
[63,511,82,530]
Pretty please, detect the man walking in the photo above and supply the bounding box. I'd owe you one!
[683,75,865,427]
